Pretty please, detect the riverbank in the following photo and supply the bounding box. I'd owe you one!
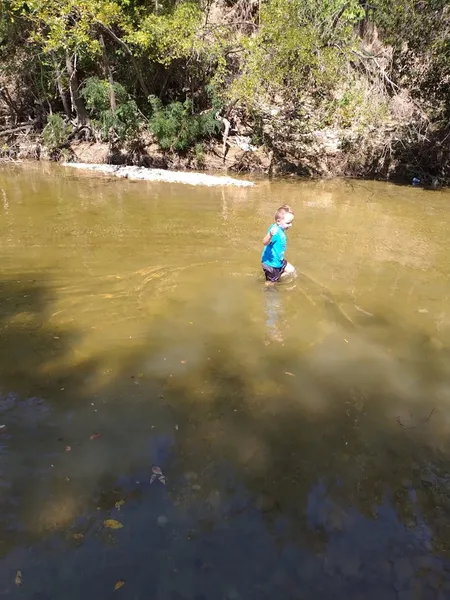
[0,134,272,174]
[1,125,443,188]
[2,0,450,188]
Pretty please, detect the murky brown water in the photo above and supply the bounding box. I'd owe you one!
[1,162,450,599]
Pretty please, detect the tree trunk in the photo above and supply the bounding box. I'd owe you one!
[53,58,71,119]
[215,112,231,161]
[358,0,369,37]
[99,23,150,98]
[99,33,116,111]
[0,87,22,123]
[65,51,89,126]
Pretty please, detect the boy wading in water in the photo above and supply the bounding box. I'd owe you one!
[261,205,295,284]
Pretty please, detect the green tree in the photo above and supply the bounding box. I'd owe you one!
[126,2,202,66]
[373,0,450,117]
[229,0,365,106]
[10,0,132,123]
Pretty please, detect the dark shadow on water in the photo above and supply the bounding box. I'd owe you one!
[0,274,99,398]
[1,272,450,599]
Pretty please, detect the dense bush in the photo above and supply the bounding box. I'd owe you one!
[81,77,141,141]
[148,96,220,151]
[42,114,72,151]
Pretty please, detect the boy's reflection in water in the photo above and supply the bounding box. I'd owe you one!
[264,285,284,343]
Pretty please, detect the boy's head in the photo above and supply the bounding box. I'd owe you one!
[274,205,294,230]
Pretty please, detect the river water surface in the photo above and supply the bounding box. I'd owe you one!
[1,163,450,599]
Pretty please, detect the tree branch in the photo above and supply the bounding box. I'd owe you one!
[98,22,150,97]
[0,124,33,136]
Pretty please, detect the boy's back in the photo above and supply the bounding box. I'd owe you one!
[261,225,287,268]
[261,205,295,283]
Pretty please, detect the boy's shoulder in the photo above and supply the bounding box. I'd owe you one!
[272,225,285,238]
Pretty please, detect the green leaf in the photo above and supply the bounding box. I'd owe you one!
[104,519,124,529]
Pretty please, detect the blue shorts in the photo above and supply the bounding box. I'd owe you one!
[262,259,287,282]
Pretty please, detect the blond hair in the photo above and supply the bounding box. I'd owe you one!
[274,204,294,222]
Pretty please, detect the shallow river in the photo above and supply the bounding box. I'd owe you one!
[1,163,450,599]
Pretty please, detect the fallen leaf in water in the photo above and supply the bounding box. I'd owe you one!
[15,571,22,586]
[115,500,125,510]
[152,466,163,475]
[138,373,144,378]
[114,580,125,591]
[175,425,179,431]
[90,433,101,440]
[65,446,71,452]
[181,360,187,364]
[150,474,157,484]
[284,371,295,377]
[104,519,123,529]
[73,533,84,540]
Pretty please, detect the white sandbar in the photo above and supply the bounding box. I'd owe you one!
[62,163,255,187]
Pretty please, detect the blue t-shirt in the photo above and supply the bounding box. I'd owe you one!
[261,224,286,268]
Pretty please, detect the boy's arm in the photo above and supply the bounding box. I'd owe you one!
[263,226,278,246]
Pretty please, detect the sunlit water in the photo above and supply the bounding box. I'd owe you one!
[1,163,450,599]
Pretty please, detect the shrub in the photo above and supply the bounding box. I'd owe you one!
[81,77,128,115]
[81,77,141,142]
[148,96,220,152]
[194,142,205,166]
[93,101,141,142]
[42,114,72,151]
